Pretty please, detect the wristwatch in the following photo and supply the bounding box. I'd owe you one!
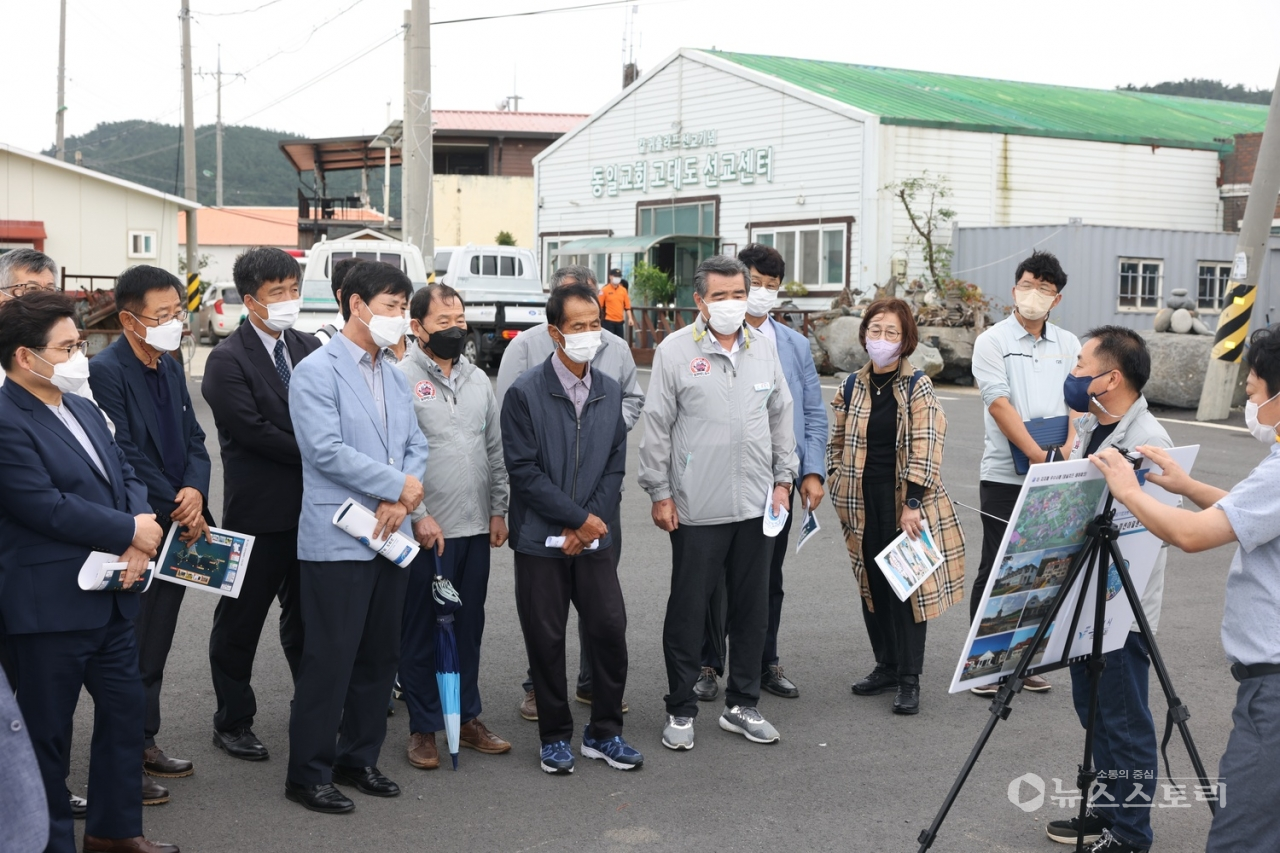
[775,482,793,495]
[905,497,922,510]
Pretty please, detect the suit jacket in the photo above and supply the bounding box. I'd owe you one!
[0,382,150,634]
[88,334,211,520]
[0,667,47,853]
[289,335,429,562]
[768,316,828,483]
[201,323,321,533]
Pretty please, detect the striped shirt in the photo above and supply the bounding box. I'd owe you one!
[972,314,1081,485]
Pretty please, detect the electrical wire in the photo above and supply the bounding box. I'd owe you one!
[191,0,287,17]
[434,0,646,25]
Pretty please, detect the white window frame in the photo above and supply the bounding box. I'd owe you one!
[1196,261,1233,313]
[749,222,848,290]
[127,230,157,259]
[1117,258,1163,312]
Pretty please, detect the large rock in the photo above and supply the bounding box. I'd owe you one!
[920,326,977,383]
[912,342,944,377]
[1140,331,1213,408]
[1153,308,1173,333]
[1170,309,1194,334]
[813,315,869,374]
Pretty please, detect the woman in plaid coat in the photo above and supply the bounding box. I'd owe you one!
[826,298,965,715]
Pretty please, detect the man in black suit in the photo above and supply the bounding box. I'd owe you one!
[0,292,178,853]
[88,266,212,787]
[201,247,320,761]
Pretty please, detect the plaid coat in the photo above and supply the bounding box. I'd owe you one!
[826,358,966,622]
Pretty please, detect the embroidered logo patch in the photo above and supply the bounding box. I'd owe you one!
[414,379,436,400]
[689,357,711,376]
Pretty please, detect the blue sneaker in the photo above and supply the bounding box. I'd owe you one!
[539,740,574,775]
[580,726,643,770]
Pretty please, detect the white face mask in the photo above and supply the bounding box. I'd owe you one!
[1244,390,1280,444]
[133,315,184,352]
[746,286,778,318]
[1014,289,1056,322]
[254,297,301,332]
[33,350,91,393]
[359,307,408,349]
[558,330,602,364]
[704,299,748,335]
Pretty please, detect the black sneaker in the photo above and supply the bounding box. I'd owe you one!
[1046,807,1110,845]
[851,666,898,696]
[1084,829,1149,853]
[693,666,719,702]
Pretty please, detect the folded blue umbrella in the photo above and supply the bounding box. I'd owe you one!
[432,550,463,770]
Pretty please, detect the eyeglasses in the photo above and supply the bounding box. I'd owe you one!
[31,341,89,358]
[1,282,58,298]
[1015,282,1059,298]
[866,327,902,341]
[750,277,781,291]
[131,309,189,326]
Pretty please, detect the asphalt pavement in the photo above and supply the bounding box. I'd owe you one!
[63,343,1264,853]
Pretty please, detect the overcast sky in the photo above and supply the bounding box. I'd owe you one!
[2,0,1278,156]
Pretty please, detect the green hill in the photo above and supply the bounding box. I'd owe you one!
[1118,78,1272,105]
[48,121,401,211]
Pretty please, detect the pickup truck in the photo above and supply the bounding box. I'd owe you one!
[433,244,547,367]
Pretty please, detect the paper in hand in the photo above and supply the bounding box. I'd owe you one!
[795,500,820,554]
[762,487,789,538]
[545,536,600,550]
[78,551,153,593]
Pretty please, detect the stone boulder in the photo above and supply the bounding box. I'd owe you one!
[912,342,944,377]
[1153,308,1173,333]
[1140,331,1212,409]
[813,315,869,374]
[919,326,977,383]
[1170,309,1194,334]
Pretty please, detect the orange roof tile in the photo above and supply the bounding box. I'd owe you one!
[178,206,387,246]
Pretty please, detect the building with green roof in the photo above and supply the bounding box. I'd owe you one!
[535,48,1266,309]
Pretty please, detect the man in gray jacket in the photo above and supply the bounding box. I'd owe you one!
[497,265,643,722]
[397,284,512,770]
[639,255,798,750]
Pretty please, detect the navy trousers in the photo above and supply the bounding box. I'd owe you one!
[400,534,491,734]
[9,606,144,853]
[1069,631,1156,849]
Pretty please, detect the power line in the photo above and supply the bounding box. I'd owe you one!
[434,0,642,25]
[191,0,287,17]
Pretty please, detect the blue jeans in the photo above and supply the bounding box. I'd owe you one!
[1069,631,1156,849]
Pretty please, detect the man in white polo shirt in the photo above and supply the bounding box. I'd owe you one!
[969,250,1081,696]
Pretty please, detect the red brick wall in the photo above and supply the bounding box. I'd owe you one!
[1222,132,1280,230]
[495,139,552,178]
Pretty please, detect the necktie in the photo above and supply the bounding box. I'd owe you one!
[273,339,290,388]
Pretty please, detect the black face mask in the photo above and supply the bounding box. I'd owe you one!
[424,326,466,360]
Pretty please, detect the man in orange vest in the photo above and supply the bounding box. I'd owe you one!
[598,269,632,340]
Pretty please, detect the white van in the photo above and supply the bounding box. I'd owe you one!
[296,240,429,336]
[433,245,547,366]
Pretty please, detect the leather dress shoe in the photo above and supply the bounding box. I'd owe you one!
[83,834,179,853]
[572,690,630,713]
[284,780,354,814]
[893,675,921,715]
[519,688,538,721]
[69,789,87,819]
[407,732,439,769]
[1022,674,1052,692]
[213,728,268,761]
[761,664,800,699]
[851,666,899,696]
[142,746,193,778]
[141,774,169,806]
[693,667,719,702]
[332,765,400,798]
[460,718,512,754]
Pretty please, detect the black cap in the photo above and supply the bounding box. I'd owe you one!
[609,268,622,276]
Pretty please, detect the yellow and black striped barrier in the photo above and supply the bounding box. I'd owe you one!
[187,272,202,313]
[1211,280,1254,361]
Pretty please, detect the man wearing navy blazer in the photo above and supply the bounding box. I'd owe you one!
[201,248,320,762]
[285,261,428,814]
[698,244,828,702]
[88,266,212,786]
[0,292,178,853]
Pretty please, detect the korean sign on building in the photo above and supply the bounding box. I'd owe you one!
[591,129,774,198]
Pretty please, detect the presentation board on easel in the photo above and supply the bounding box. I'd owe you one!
[948,445,1199,694]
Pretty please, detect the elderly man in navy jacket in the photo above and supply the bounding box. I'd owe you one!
[696,244,828,702]
[0,292,178,853]
[89,266,212,789]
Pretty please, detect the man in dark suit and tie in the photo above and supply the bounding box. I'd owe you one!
[0,292,179,853]
[201,247,320,761]
[88,266,213,788]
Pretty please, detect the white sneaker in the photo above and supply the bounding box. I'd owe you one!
[718,705,780,744]
[662,715,695,750]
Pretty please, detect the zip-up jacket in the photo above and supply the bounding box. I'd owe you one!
[638,317,798,525]
[396,345,509,538]
[501,355,626,557]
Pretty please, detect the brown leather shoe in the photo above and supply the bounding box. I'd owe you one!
[142,746,193,778]
[83,834,179,853]
[141,774,169,806]
[518,688,537,721]
[1023,674,1053,693]
[407,732,439,769]
[460,718,511,754]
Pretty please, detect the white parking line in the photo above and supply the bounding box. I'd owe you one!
[1157,417,1247,434]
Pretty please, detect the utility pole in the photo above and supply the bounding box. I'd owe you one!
[55,0,67,160]
[180,0,200,307]
[1197,65,1280,421]
[197,46,242,208]
[400,10,409,235]
[404,0,433,258]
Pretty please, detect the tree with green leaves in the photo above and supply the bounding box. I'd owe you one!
[887,172,955,289]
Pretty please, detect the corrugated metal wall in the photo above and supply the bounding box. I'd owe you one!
[953,223,1280,337]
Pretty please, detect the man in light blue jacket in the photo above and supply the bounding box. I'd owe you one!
[697,244,827,702]
[284,262,428,815]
